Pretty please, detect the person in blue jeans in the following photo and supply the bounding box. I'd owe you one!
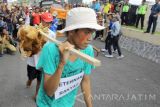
[36,7,104,107]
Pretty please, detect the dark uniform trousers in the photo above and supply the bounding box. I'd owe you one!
[146,15,158,33]
[136,14,145,29]
[121,12,129,25]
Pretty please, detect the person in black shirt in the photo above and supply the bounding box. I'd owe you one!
[144,0,160,34]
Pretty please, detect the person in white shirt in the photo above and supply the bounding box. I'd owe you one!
[18,25,44,102]
[26,53,41,101]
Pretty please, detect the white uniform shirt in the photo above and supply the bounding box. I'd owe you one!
[27,53,40,67]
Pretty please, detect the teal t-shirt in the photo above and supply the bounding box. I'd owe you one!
[36,42,94,107]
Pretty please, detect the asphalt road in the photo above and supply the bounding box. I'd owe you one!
[0,40,160,107]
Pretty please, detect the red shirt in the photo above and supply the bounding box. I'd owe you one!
[32,12,40,25]
[110,4,114,13]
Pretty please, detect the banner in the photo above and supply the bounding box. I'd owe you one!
[54,72,84,99]
[50,7,68,19]
[129,0,142,6]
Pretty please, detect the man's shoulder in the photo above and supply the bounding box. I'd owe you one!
[43,42,57,52]
[81,45,94,54]
[155,3,160,11]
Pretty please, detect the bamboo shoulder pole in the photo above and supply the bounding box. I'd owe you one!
[39,30,101,67]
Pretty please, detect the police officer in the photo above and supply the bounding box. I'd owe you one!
[121,1,130,25]
[144,0,160,34]
[136,0,147,29]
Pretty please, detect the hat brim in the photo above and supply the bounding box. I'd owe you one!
[58,23,105,33]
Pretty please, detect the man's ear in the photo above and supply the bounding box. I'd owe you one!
[68,31,72,36]
[68,30,76,36]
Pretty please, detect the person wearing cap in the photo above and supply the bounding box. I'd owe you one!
[40,12,56,38]
[16,18,25,30]
[36,7,104,107]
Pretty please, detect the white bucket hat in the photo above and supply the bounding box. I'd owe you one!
[59,7,105,33]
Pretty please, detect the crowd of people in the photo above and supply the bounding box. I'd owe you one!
[92,0,160,33]
[91,0,160,58]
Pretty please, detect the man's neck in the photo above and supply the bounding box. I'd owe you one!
[67,39,79,50]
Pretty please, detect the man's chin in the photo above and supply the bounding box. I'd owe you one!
[79,45,88,50]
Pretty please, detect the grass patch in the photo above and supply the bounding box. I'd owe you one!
[155,32,160,35]
[122,25,160,35]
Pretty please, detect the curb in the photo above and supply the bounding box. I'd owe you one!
[120,35,160,64]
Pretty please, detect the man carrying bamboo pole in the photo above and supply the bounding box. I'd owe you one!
[36,7,104,107]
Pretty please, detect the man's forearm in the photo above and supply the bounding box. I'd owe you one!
[44,63,64,97]
[81,75,92,107]
[154,12,160,17]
